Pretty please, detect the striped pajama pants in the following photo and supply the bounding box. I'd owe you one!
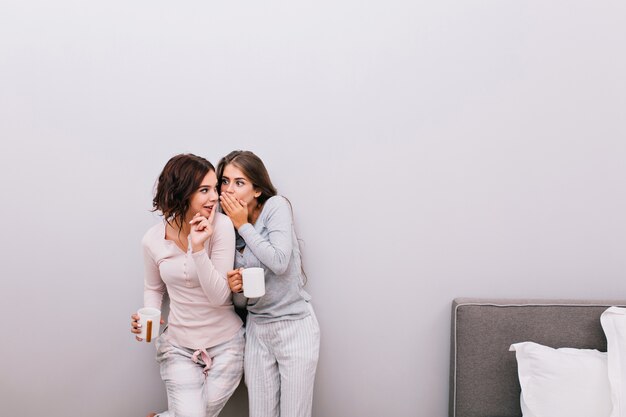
[154,327,245,417]
[245,304,320,417]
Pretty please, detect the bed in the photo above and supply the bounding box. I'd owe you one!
[449,297,626,417]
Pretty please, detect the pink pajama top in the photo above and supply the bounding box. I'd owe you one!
[142,212,242,352]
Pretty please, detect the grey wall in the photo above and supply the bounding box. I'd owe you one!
[1,0,625,416]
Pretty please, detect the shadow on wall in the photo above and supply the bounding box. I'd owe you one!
[221,382,249,417]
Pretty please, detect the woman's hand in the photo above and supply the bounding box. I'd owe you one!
[189,208,216,251]
[131,313,142,341]
[220,193,248,230]
[131,313,165,342]
[227,269,244,293]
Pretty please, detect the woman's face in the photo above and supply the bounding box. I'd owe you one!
[220,163,260,205]
[187,170,219,220]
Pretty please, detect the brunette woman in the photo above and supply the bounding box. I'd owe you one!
[217,150,320,417]
[131,153,244,417]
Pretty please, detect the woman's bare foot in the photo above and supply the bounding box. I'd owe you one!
[146,413,157,417]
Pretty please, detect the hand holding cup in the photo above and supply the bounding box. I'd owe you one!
[131,309,164,342]
[227,269,243,293]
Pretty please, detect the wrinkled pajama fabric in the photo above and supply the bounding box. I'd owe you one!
[245,305,320,417]
[155,327,245,417]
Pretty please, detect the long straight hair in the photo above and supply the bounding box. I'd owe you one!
[216,150,277,204]
[216,150,308,283]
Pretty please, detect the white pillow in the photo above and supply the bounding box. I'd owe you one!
[509,341,612,417]
[601,306,626,417]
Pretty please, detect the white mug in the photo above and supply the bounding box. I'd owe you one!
[137,307,161,342]
[242,267,265,298]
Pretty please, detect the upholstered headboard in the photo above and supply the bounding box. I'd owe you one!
[449,298,626,417]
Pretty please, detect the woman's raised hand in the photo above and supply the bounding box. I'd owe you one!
[227,269,244,293]
[189,208,216,251]
[220,193,248,230]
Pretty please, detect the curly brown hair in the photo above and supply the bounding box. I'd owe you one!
[153,153,215,231]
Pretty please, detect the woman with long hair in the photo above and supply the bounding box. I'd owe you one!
[217,150,320,417]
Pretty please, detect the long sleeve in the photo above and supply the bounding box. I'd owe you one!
[192,213,236,305]
[143,237,166,309]
[238,196,293,275]
[140,220,242,350]
[236,196,311,323]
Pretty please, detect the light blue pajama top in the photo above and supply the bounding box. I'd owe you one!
[233,195,311,323]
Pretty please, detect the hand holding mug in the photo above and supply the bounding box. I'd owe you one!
[227,268,243,293]
[131,311,164,342]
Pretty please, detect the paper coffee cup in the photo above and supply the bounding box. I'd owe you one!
[242,267,265,298]
[138,307,161,342]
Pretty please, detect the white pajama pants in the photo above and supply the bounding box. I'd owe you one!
[245,304,320,417]
[154,327,245,417]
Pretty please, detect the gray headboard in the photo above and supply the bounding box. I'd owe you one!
[449,298,626,417]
